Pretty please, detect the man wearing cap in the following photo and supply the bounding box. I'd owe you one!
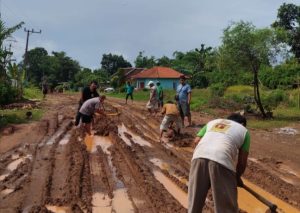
[176,75,192,127]
[75,80,99,126]
[146,81,158,115]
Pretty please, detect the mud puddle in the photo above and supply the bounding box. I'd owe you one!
[86,135,135,212]
[238,179,299,213]
[0,155,31,181]
[46,205,71,213]
[153,169,188,209]
[118,123,152,147]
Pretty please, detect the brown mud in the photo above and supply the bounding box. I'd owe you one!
[0,94,299,212]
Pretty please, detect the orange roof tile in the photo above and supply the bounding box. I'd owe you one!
[132,66,183,79]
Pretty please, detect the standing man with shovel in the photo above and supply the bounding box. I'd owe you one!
[188,113,250,213]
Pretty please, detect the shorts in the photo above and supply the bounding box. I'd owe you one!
[79,113,92,123]
[178,101,190,117]
[160,114,182,131]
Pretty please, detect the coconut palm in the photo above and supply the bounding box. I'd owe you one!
[0,19,24,80]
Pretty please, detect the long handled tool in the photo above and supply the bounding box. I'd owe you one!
[243,184,278,212]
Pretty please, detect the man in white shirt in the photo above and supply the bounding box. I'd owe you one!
[188,113,250,213]
[79,95,106,135]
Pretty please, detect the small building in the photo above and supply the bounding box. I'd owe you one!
[132,66,183,90]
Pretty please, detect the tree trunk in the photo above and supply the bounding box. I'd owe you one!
[253,69,267,118]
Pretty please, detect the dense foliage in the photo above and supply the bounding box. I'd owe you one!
[1,2,300,117]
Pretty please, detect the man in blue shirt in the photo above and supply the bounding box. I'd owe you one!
[176,75,192,127]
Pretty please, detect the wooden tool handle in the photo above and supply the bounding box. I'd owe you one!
[243,184,277,212]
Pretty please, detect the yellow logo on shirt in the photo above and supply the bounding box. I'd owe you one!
[211,121,231,133]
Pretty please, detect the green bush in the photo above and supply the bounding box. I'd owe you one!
[261,89,286,112]
[0,81,18,105]
[23,87,43,100]
[209,83,225,97]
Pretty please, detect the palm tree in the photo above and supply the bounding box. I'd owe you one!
[0,19,24,80]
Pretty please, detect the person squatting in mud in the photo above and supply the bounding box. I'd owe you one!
[188,113,250,213]
[75,80,99,126]
[78,95,106,135]
[159,100,182,143]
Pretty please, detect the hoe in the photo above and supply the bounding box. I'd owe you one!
[243,184,278,213]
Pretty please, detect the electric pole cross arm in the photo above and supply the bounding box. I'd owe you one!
[23,28,42,81]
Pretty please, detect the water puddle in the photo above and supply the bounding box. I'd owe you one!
[0,174,9,181]
[150,158,170,170]
[7,157,27,171]
[45,205,71,213]
[112,188,135,212]
[84,135,112,153]
[59,133,71,145]
[118,124,132,146]
[118,123,152,147]
[153,170,188,209]
[87,136,135,212]
[0,155,31,181]
[1,188,14,196]
[11,154,20,160]
[46,129,65,145]
[238,179,299,213]
[92,192,112,213]
[279,164,300,178]
[150,158,188,186]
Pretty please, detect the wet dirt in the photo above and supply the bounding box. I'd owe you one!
[0,94,299,212]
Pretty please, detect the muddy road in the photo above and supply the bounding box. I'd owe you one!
[0,94,299,213]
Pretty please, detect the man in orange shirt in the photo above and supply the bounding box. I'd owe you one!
[159,100,182,142]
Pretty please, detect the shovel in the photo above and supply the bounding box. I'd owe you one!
[243,184,278,212]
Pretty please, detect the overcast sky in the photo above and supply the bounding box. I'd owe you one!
[1,0,298,69]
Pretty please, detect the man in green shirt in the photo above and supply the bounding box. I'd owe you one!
[125,81,134,104]
[156,81,164,108]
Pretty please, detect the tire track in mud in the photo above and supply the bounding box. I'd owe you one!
[105,101,300,212]
[92,114,193,212]
[21,120,72,212]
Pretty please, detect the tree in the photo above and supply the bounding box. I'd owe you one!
[220,21,281,118]
[185,44,214,87]
[52,51,81,83]
[156,56,172,67]
[272,3,300,62]
[134,51,156,68]
[7,63,25,99]
[26,47,48,84]
[101,53,131,76]
[0,20,24,80]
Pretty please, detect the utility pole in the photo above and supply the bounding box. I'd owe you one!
[23,28,41,81]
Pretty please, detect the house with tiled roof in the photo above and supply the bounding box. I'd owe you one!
[118,67,145,80]
[131,66,183,90]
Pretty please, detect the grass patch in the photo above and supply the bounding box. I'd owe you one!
[106,86,299,129]
[106,89,177,102]
[0,108,44,128]
[248,107,300,129]
[23,87,43,100]
[225,85,253,96]
[248,119,291,129]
